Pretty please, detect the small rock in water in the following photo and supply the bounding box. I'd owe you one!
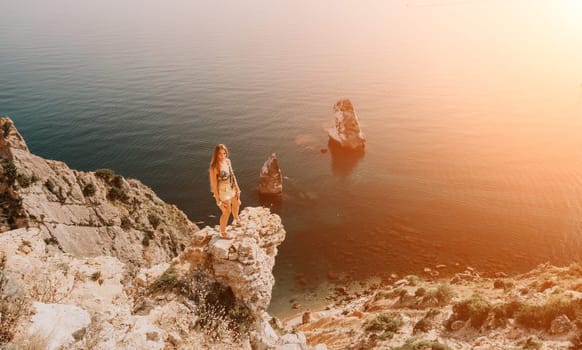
[320,148,328,154]
[292,303,301,309]
[259,153,283,195]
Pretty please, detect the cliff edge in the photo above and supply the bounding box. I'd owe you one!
[0,117,323,350]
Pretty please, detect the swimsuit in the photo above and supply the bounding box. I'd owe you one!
[217,165,236,201]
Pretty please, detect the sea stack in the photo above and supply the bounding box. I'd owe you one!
[327,98,366,151]
[259,153,283,195]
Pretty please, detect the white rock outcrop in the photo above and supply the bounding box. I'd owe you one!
[327,99,366,151]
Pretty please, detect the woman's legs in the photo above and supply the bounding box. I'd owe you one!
[219,200,231,237]
[232,196,241,224]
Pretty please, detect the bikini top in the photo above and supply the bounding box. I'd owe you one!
[218,168,231,181]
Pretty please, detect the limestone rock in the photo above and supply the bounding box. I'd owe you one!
[327,99,366,150]
[550,314,575,334]
[0,117,197,267]
[28,302,91,350]
[259,153,283,195]
[179,206,286,314]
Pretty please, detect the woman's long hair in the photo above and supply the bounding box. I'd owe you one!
[209,144,229,172]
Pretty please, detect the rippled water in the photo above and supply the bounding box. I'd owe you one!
[2,0,582,315]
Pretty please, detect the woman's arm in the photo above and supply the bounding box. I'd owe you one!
[228,159,241,194]
[209,167,219,200]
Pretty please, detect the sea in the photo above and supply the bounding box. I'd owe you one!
[1,0,582,316]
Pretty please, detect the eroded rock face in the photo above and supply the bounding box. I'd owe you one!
[259,153,283,195]
[0,116,197,267]
[327,99,366,151]
[177,207,286,315]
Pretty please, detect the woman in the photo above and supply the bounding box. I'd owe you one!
[209,144,241,238]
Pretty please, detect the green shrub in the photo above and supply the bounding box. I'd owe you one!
[83,183,96,197]
[448,295,492,329]
[107,186,128,202]
[515,295,582,330]
[413,309,440,334]
[142,231,154,247]
[148,269,255,338]
[413,318,431,334]
[2,160,17,185]
[392,338,452,350]
[120,217,132,231]
[44,237,59,246]
[425,284,454,305]
[44,179,55,193]
[2,121,12,137]
[95,169,115,182]
[1,267,31,344]
[111,175,124,188]
[363,313,403,334]
[30,174,39,183]
[16,174,31,188]
[148,213,161,229]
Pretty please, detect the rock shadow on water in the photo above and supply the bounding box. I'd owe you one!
[328,139,365,177]
[258,191,284,212]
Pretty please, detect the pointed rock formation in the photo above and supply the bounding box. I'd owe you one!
[327,99,366,151]
[259,153,283,195]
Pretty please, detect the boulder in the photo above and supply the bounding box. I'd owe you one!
[550,314,575,334]
[327,99,366,150]
[259,153,283,195]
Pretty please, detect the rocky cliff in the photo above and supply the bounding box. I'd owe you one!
[0,117,324,350]
[284,263,582,350]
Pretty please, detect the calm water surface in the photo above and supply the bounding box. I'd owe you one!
[2,0,582,315]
